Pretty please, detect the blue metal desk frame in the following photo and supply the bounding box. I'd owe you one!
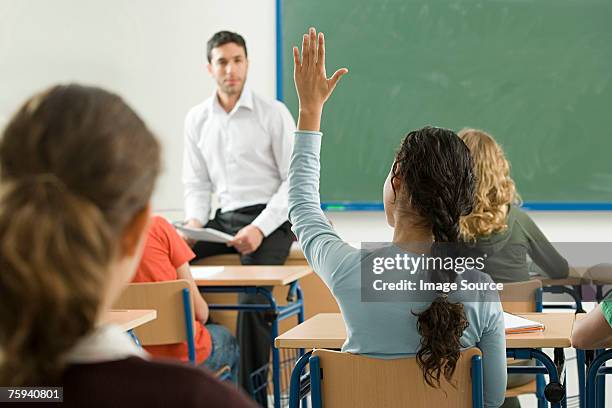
[199,281,306,408]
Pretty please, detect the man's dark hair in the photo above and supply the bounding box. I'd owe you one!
[206,31,248,63]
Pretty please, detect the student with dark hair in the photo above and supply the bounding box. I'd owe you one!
[182,29,296,399]
[288,28,506,407]
[0,84,257,407]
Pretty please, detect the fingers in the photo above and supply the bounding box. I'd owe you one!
[317,32,325,72]
[301,33,308,69]
[329,68,349,89]
[293,46,300,70]
[230,239,253,254]
[309,27,317,65]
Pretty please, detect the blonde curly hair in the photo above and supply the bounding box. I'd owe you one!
[458,128,521,242]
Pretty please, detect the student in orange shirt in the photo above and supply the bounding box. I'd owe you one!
[132,215,239,382]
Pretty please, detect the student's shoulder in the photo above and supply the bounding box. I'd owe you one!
[508,205,540,236]
[148,215,174,238]
[508,204,532,225]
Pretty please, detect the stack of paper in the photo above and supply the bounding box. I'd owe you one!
[174,223,234,243]
[504,312,545,334]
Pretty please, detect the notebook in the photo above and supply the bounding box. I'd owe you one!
[504,312,545,334]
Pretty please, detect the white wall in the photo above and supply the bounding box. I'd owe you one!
[327,211,612,243]
[1,0,611,243]
[0,0,277,213]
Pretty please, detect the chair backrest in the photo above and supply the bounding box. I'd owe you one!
[311,348,482,408]
[499,279,542,313]
[113,280,194,345]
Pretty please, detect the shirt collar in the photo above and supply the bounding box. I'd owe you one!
[62,324,148,364]
[210,86,254,115]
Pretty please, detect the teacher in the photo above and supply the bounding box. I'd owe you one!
[182,30,295,402]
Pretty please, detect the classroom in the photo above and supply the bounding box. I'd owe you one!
[1,0,612,407]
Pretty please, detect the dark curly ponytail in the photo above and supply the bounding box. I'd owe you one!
[392,126,476,387]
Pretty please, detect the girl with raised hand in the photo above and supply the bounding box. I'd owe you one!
[289,28,506,407]
[0,85,256,407]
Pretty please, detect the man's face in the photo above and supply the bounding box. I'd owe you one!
[207,42,248,96]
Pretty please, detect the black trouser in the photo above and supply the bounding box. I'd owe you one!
[192,204,292,405]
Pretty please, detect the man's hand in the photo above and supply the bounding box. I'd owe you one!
[179,218,203,247]
[228,224,264,255]
[293,27,348,131]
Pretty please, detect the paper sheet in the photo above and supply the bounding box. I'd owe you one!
[174,224,234,243]
[190,266,225,280]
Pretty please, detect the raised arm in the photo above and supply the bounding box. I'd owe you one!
[288,28,355,284]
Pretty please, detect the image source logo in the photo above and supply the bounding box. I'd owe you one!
[361,242,501,302]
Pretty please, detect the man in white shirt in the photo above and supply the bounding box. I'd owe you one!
[182,31,295,403]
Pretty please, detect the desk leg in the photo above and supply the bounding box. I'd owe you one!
[289,352,312,408]
[595,349,605,408]
[596,285,603,303]
[572,285,586,313]
[576,349,586,408]
[271,317,281,408]
[296,285,308,408]
[258,287,282,408]
[585,349,612,408]
[508,348,566,408]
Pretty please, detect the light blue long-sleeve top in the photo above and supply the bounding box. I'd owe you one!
[288,131,507,408]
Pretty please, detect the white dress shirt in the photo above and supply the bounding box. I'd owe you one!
[182,86,296,236]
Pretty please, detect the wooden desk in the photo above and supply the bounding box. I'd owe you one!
[505,312,574,348]
[192,265,312,286]
[103,309,157,332]
[275,312,575,349]
[194,265,312,408]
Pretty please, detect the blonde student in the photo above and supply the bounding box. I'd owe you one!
[288,28,506,407]
[0,85,256,407]
[458,128,569,283]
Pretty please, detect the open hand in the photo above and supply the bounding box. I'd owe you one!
[293,27,348,131]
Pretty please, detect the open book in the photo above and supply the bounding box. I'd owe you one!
[174,223,234,244]
[504,312,545,334]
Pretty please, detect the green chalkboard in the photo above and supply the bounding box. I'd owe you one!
[282,0,612,207]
